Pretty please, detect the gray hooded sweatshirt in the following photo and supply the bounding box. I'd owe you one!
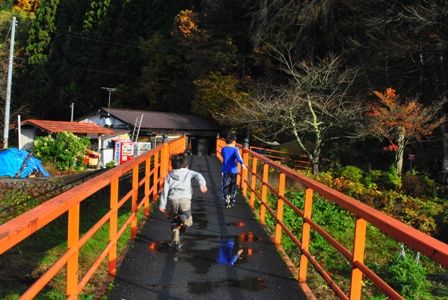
[159,168,207,210]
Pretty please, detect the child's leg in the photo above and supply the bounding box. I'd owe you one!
[221,173,233,204]
[229,173,238,204]
[168,200,181,227]
[178,198,192,230]
[168,199,182,245]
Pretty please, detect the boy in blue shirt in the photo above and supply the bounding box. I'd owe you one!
[221,134,247,208]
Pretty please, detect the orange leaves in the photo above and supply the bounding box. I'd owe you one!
[367,87,446,146]
[13,0,40,13]
[383,143,399,152]
[372,88,398,106]
[174,9,199,38]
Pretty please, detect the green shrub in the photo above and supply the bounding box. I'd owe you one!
[385,251,431,299]
[33,132,90,171]
[364,169,382,188]
[339,165,363,183]
[384,166,402,190]
[363,167,402,191]
[105,161,116,168]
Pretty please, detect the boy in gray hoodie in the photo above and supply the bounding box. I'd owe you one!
[159,153,207,248]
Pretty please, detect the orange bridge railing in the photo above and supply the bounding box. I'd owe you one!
[0,136,186,299]
[217,138,448,300]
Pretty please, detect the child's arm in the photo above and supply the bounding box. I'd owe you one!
[190,170,208,193]
[235,148,247,170]
[159,176,170,213]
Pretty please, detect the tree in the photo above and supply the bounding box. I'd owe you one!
[26,0,60,64]
[365,88,446,175]
[192,71,249,120]
[218,50,363,175]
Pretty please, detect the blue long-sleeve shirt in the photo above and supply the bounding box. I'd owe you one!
[221,146,244,174]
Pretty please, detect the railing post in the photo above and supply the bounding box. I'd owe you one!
[131,165,139,239]
[241,139,249,197]
[299,188,314,283]
[152,152,159,201]
[275,173,286,246]
[260,164,269,225]
[144,157,150,216]
[249,157,258,208]
[160,135,169,190]
[349,217,367,300]
[108,176,119,276]
[67,202,80,298]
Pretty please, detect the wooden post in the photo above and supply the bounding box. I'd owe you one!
[160,141,169,190]
[153,152,159,201]
[131,165,138,239]
[260,164,269,224]
[144,157,150,216]
[108,176,119,276]
[249,157,258,208]
[242,150,249,197]
[299,188,314,283]
[274,173,286,245]
[349,217,367,300]
[67,202,80,298]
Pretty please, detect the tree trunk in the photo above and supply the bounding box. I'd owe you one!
[395,127,406,175]
[311,156,319,176]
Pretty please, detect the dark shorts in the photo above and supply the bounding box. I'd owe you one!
[168,198,193,227]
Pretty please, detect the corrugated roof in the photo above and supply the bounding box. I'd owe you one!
[102,108,220,131]
[22,119,114,135]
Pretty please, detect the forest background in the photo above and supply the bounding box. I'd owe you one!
[0,1,448,298]
[1,0,447,177]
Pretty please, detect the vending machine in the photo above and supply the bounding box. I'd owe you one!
[134,142,152,156]
[114,140,135,165]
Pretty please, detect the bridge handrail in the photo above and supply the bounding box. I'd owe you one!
[217,138,448,299]
[0,136,187,299]
[249,145,311,168]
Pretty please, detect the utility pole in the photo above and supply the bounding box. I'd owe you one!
[17,114,21,149]
[101,87,116,116]
[3,16,17,149]
[70,102,74,122]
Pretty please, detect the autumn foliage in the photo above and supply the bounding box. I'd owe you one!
[13,0,40,13]
[173,9,199,38]
[366,88,446,174]
[369,88,442,140]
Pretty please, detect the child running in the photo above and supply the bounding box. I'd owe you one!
[221,134,247,208]
[159,153,207,249]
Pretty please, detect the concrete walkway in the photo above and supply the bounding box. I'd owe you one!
[109,155,306,300]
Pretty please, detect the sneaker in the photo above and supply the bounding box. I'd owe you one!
[172,228,180,244]
[171,240,183,250]
[230,199,236,207]
[225,195,231,208]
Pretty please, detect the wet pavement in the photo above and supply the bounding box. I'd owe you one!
[109,155,306,300]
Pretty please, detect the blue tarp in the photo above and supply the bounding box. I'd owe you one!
[0,148,50,178]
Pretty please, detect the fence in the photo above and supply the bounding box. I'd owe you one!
[217,138,448,299]
[0,136,186,299]
[249,145,311,170]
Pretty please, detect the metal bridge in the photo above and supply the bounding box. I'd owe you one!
[0,136,447,299]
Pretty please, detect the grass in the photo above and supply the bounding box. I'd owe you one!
[247,187,448,300]
[0,179,149,299]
